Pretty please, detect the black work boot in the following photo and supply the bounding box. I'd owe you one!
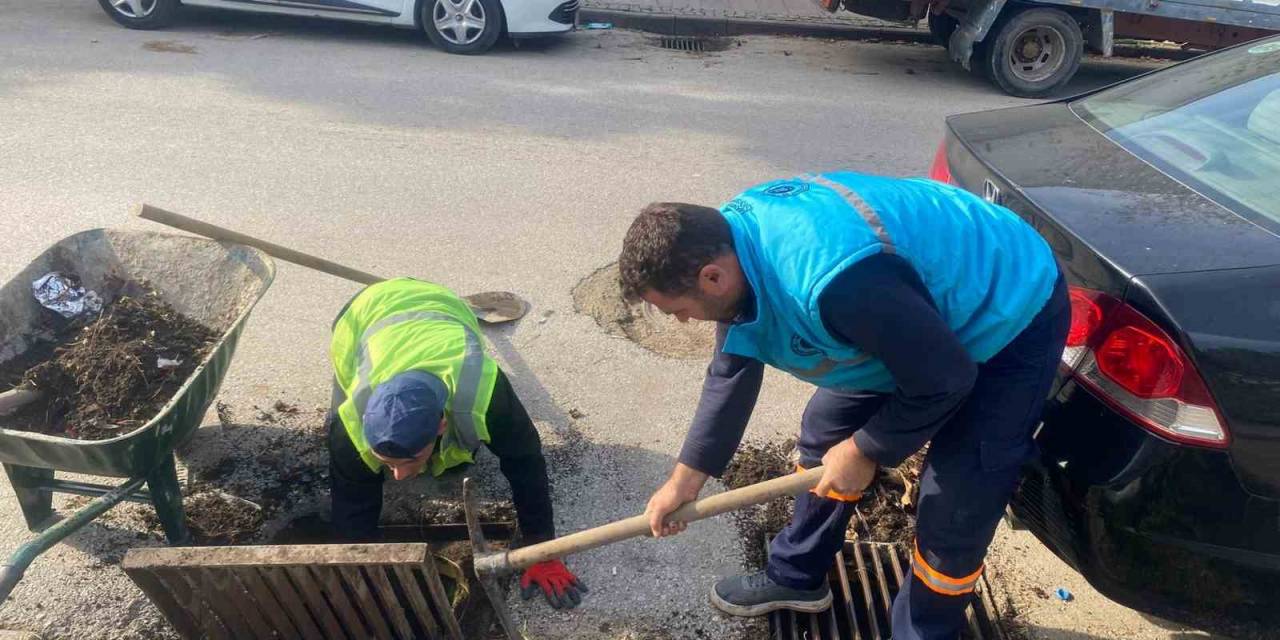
[709,570,833,617]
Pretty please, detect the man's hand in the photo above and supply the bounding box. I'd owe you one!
[645,463,709,538]
[520,559,588,609]
[813,437,878,499]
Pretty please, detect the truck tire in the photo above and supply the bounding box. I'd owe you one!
[976,6,1083,98]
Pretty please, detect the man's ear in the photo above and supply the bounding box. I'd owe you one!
[699,262,726,294]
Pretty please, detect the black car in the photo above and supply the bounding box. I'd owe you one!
[929,37,1280,632]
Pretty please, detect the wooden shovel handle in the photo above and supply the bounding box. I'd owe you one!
[480,467,825,574]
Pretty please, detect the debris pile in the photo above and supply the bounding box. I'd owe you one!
[851,450,923,547]
[1,280,217,440]
[722,439,799,568]
[179,490,264,545]
[722,439,924,568]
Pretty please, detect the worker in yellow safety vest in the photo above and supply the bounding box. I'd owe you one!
[326,278,586,609]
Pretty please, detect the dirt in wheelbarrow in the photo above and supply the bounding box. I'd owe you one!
[722,439,924,568]
[0,282,218,440]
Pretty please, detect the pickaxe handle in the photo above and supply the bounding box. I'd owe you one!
[473,466,826,576]
[136,204,385,285]
[135,204,530,323]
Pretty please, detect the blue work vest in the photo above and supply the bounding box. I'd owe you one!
[720,171,1058,392]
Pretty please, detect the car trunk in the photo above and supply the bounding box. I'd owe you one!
[944,102,1280,275]
[944,102,1280,499]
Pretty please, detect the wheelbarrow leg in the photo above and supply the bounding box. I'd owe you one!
[3,464,55,531]
[146,455,190,545]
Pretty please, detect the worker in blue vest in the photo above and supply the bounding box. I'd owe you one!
[620,172,1069,639]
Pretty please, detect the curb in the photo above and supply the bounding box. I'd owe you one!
[577,7,935,43]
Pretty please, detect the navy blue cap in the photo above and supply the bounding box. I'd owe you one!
[362,371,449,460]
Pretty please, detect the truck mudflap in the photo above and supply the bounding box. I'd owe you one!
[949,0,1007,67]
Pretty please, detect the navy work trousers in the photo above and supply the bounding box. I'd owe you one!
[766,276,1070,640]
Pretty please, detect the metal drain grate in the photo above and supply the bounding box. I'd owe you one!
[123,543,466,640]
[658,36,706,52]
[767,540,1004,640]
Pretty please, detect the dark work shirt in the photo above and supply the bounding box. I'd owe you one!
[677,252,978,474]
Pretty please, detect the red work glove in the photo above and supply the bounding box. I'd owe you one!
[520,559,588,610]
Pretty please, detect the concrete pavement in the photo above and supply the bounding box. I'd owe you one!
[0,1,1180,638]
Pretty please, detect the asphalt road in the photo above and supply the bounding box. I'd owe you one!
[0,1,1171,638]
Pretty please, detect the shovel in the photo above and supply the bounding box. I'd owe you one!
[463,466,829,639]
[135,204,530,324]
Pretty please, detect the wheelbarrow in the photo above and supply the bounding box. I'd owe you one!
[0,229,274,605]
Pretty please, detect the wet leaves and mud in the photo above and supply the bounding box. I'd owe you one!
[142,41,197,54]
[0,280,217,440]
[722,438,801,568]
[163,490,264,546]
[722,439,924,568]
[83,399,328,545]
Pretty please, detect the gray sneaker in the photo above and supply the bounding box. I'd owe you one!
[709,570,833,617]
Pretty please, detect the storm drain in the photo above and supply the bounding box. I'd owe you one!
[654,36,732,53]
[766,540,1004,640]
[123,543,466,640]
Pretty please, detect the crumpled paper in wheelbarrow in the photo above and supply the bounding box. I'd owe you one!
[31,272,103,319]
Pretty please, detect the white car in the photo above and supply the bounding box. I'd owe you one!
[96,0,578,53]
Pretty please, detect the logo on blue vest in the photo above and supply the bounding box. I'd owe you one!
[764,182,809,198]
[723,199,753,215]
[790,335,821,357]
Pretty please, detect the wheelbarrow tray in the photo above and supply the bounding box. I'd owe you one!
[0,229,275,478]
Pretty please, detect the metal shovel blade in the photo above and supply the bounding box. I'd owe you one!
[463,292,530,324]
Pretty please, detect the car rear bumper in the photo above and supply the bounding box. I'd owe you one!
[1011,378,1280,630]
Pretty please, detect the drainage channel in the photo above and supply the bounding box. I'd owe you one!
[766,539,1005,640]
[653,36,732,53]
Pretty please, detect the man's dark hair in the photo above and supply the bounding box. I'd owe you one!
[618,202,733,302]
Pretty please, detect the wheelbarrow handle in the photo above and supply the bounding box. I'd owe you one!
[0,565,22,606]
[0,476,148,607]
[0,388,42,416]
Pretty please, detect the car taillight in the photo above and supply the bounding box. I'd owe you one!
[928,142,953,185]
[1062,287,1228,448]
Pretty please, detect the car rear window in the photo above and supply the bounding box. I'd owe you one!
[1072,38,1280,230]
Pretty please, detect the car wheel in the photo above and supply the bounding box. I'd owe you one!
[421,0,503,55]
[928,10,958,47]
[977,7,1083,98]
[96,0,179,29]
